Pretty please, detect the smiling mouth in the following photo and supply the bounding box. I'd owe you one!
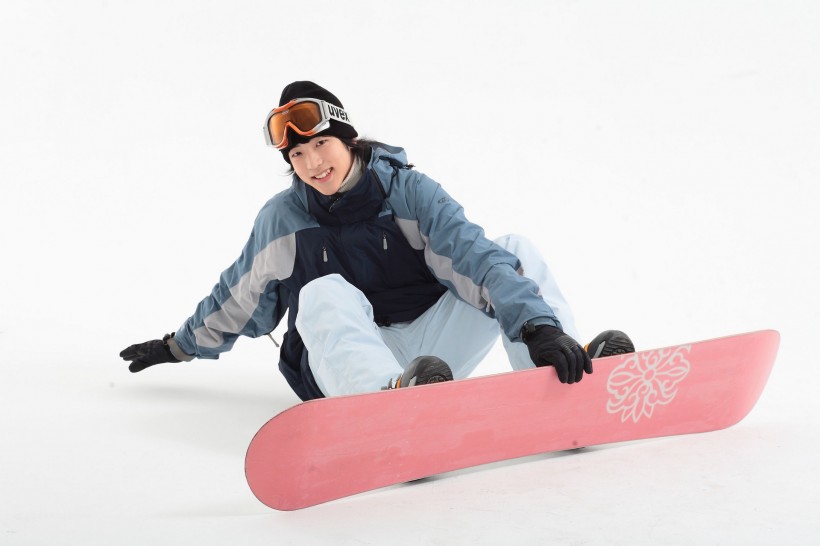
[312,168,333,181]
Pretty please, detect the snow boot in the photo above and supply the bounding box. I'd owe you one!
[384,356,453,389]
[585,330,635,359]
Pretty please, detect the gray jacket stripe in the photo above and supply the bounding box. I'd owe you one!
[421,232,495,312]
[394,217,425,250]
[193,233,296,349]
[396,214,494,312]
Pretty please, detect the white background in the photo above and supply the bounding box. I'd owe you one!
[2,1,818,544]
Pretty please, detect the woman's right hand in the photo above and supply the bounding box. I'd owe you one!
[119,334,180,373]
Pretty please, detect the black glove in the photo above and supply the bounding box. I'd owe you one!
[521,323,593,384]
[119,333,180,373]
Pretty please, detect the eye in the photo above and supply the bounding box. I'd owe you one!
[289,150,301,159]
[316,138,328,147]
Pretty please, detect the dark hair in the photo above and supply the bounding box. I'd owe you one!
[283,137,375,176]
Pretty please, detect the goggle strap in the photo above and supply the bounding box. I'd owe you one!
[319,101,353,126]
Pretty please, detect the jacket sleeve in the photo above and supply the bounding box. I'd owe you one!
[172,207,295,360]
[389,169,561,341]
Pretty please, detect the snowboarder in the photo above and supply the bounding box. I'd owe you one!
[119,81,634,400]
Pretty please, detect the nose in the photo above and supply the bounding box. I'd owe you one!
[305,147,323,170]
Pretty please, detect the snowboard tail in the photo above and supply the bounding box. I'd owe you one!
[245,330,779,510]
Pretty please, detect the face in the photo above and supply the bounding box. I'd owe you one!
[288,136,354,195]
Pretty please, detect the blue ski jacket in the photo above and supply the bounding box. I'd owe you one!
[172,142,560,400]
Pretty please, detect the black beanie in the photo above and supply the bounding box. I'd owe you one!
[277,81,358,163]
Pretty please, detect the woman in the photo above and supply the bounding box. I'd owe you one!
[119,81,634,401]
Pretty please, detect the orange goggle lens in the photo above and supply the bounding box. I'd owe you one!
[266,101,326,149]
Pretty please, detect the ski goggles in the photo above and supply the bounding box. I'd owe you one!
[263,98,354,149]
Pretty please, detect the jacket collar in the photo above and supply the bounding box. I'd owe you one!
[290,142,409,211]
[306,170,383,226]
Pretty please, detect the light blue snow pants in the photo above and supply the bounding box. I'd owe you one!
[295,234,579,397]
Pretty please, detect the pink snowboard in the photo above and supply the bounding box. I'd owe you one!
[246,330,779,510]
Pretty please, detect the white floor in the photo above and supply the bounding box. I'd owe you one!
[2,1,819,544]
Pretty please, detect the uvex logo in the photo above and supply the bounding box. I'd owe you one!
[328,104,350,122]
